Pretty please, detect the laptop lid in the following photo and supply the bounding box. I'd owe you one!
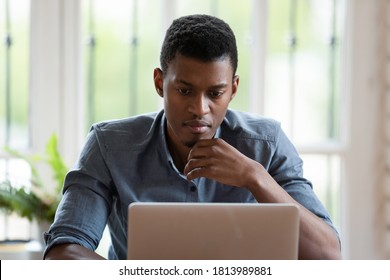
[127,202,299,260]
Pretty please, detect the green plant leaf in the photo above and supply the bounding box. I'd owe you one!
[45,133,68,194]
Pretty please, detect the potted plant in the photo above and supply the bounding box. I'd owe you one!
[0,133,68,226]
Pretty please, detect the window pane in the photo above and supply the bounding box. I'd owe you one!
[301,154,341,229]
[266,0,345,145]
[83,0,161,127]
[0,0,31,242]
[0,158,31,186]
[0,0,30,149]
[0,213,30,240]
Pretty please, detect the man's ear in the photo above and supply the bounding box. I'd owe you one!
[230,75,240,101]
[154,68,164,97]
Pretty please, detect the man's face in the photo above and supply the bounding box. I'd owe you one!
[154,54,239,149]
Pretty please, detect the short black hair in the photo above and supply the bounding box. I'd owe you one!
[160,14,238,75]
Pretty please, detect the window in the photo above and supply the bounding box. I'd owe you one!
[83,0,161,125]
[0,0,31,241]
[0,0,30,150]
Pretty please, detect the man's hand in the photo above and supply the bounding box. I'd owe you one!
[184,138,260,188]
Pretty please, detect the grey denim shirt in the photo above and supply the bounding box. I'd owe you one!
[44,109,338,259]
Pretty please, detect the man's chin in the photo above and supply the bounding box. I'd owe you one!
[183,136,205,148]
[183,134,215,148]
[184,140,197,148]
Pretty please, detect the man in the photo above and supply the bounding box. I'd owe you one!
[44,14,341,260]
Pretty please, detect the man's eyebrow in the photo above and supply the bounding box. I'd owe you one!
[175,79,228,89]
[176,79,193,86]
[209,83,228,89]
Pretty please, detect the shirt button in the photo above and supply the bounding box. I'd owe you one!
[190,186,197,192]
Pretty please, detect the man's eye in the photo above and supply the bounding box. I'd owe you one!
[177,88,191,96]
[209,91,223,98]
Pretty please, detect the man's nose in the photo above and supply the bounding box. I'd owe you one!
[188,93,210,116]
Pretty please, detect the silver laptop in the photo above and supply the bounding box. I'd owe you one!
[127,202,299,260]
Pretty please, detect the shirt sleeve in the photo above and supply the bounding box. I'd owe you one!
[43,127,113,257]
[269,126,339,235]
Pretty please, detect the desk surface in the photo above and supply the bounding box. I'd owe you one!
[0,240,43,260]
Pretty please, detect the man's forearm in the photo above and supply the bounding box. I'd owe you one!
[246,164,342,259]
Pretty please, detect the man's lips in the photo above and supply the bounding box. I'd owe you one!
[183,120,211,134]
